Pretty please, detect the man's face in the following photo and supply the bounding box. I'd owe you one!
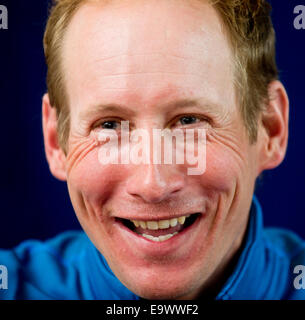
[61,0,263,299]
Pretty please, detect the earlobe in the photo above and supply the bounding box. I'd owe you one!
[42,93,67,181]
[258,81,289,174]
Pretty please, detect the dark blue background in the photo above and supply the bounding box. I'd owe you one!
[0,1,304,249]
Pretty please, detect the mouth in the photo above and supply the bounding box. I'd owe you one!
[116,213,200,243]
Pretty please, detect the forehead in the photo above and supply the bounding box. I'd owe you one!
[62,0,234,113]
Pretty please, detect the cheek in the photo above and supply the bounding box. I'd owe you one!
[67,144,126,205]
[199,142,252,194]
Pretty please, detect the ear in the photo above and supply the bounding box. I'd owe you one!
[42,93,67,181]
[257,80,289,174]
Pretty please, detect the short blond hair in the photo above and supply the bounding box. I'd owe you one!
[43,0,278,152]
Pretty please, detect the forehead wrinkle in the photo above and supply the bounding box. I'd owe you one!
[89,52,210,82]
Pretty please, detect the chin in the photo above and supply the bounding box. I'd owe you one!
[129,283,196,300]
[115,266,202,300]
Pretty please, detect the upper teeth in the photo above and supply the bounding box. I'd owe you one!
[131,215,189,230]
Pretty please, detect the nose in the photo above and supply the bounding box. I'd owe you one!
[126,164,185,204]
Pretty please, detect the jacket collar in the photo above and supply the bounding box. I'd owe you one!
[216,196,270,300]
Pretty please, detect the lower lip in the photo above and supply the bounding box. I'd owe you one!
[114,214,203,255]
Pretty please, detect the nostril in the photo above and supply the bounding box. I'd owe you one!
[126,164,185,203]
[172,188,181,194]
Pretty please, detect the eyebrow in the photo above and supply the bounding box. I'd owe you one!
[79,98,220,120]
[79,103,136,120]
[164,98,212,111]
[163,98,223,116]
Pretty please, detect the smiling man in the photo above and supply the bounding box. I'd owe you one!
[1,0,305,300]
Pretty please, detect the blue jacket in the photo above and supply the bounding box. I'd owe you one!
[0,196,305,300]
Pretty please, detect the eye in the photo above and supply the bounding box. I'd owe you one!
[170,114,211,130]
[178,116,200,126]
[172,115,207,128]
[100,120,121,130]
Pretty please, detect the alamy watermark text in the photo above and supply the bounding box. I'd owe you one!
[294,5,305,29]
[0,5,8,30]
[293,265,305,290]
[94,122,207,176]
[0,265,8,290]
